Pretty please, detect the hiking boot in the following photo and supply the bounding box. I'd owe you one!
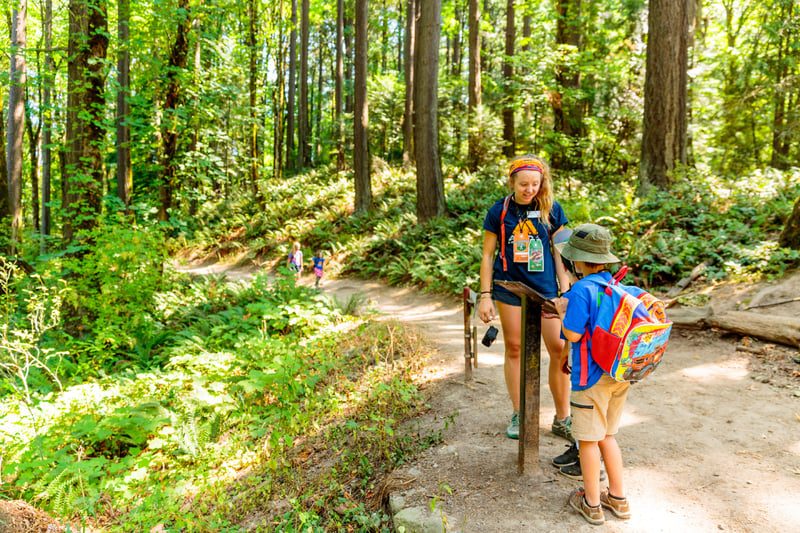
[552,443,579,467]
[568,488,605,525]
[600,490,631,519]
[552,415,575,443]
[506,411,520,439]
[559,461,606,482]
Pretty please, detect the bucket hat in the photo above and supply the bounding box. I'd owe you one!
[555,223,620,264]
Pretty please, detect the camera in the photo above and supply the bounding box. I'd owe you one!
[481,325,499,347]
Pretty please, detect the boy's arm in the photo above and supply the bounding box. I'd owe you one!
[553,296,583,343]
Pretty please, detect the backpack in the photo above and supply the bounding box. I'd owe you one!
[577,267,672,385]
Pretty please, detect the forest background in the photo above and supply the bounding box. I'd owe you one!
[1,0,799,530]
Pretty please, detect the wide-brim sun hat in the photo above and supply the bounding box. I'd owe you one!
[555,223,620,264]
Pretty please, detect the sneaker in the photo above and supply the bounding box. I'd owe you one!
[568,488,605,525]
[551,415,575,443]
[552,443,579,467]
[600,490,631,519]
[506,411,520,439]
[559,461,606,482]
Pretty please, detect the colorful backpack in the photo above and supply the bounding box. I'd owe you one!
[578,267,672,385]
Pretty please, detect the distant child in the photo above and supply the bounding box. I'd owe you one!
[312,250,325,288]
[553,224,633,525]
[287,242,303,279]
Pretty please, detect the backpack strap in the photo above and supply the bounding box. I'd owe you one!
[578,276,608,387]
[499,195,513,272]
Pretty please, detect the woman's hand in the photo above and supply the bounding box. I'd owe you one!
[478,297,496,323]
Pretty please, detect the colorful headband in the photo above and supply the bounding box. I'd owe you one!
[508,158,543,177]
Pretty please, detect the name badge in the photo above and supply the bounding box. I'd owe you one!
[528,210,541,219]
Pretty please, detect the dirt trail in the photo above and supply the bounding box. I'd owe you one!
[184,261,800,532]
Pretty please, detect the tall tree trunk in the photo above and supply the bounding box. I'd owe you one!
[247,0,262,205]
[502,0,515,157]
[24,102,40,231]
[188,16,202,216]
[345,14,354,114]
[769,0,793,170]
[316,35,323,163]
[414,0,445,223]
[353,0,372,215]
[638,0,689,192]
[298,0,310,170]
[286,0,297,172]
[157,0,191,221]
[64,0,108,243]
[336,0,346,171]
[552,0,584,171]
[7,1,26,252]
[41,0,53,241]
[273,0,286,181]
[0,97,9,229]
[467,0,481,171]
[402,0,417,168]
[116,0,132,208]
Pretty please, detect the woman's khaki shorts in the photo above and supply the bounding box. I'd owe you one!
[570,374,631,442]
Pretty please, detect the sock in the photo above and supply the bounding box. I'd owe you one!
[583,496,600,509]
[608,493,626,501]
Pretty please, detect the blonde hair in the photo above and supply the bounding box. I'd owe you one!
[292,242,301,252]
[507,154,554,228]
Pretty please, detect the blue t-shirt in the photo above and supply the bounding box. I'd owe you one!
[482,196,568,298]
[313,256,324,270]
[562,272,646,390]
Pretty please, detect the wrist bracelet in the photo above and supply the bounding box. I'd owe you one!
[480,290,491,294]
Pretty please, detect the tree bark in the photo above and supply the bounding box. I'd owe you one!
[41,0,53,241]
[247,0,262,206]
[467,0,482,171]
[414,0,445,223]
[7,1,26,252]
[402,0,417,168]
[336,0,346,171]
[552,0,584,171]
[0,97,8,229]
[286,0,297,172]
[24,102,40,231]
[502,0,515,157]
[638,0,689,193]
[353,0,372,215]
[157,0,191,222]
[272,0,286,181]
[63,0,108,244]
[116,0,132,208]
[298,0,311,170]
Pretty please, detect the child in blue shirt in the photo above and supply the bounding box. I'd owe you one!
[312,251,325,288]
[553,223,632,525]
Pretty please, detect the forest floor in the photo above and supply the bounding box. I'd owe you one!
[187,257,800,533]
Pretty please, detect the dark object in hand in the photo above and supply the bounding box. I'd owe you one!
[482,325,499,347]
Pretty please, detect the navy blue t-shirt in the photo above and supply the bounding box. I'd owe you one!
[483,196,568,299]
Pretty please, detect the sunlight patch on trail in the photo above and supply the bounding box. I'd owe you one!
[679,358,750,381]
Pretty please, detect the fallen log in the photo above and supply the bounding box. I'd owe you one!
[667,306,800,348]
[706,311,800,348]
[666,261,709,298]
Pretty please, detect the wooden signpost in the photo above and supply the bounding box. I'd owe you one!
[496,281,557,475]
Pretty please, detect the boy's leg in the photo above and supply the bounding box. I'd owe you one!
[598,435,624,500]
[578,440,602,506]
[496,301,522,412]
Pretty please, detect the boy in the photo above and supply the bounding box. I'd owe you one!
[553,223,632,525]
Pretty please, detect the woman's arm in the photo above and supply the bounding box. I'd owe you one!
[478,230,498,323]
[551,224,571,294]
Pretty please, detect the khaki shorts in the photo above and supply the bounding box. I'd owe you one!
[570,374,631,442]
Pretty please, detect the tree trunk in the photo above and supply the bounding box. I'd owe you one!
[7,1,26,252]
[353,0,372,215]
[502,0,515,157]
[247,0,262,206]
[467,0,481,171]
[273,0,286,180]
[24,102,40,231]
[286,0,297,172]
[0,96,9,232]
[41,0,53,242]
[552,0,584,171]
[402,0,417,168]
[116,0,132,208]
[336,0,346,171]
[345,15,354,114]
[769,0,793,170]
[638,0,689,193]
[64,0,108,243]
[188,16,202,216]
[157,0,191,222]
[298,0,310,170]
[414,0,445,223]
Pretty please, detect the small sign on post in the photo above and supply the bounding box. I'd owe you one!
[496,281,557,475]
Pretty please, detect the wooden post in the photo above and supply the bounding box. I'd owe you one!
[518,296,541,474]
[495,280,554,475]
[463,287,474,381]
